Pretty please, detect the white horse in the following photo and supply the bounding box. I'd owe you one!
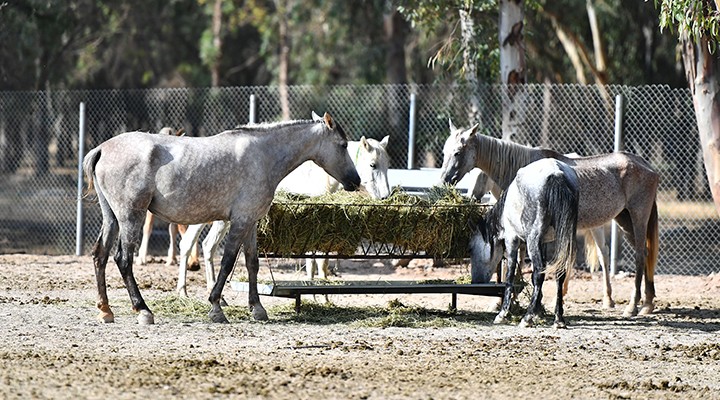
[83,111,360,324]
[172,131,390,296]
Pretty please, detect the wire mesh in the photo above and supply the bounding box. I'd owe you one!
[0,84,715,275]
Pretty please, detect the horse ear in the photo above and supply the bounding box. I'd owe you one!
[323,112,335,129]
[468,123,479,137]
[360,136,370,150]
[448,118,457,132]
[175,128,186,137]
[312,111,323,122]
[380,135,389,149]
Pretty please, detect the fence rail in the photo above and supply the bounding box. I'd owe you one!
[0,84,716,275]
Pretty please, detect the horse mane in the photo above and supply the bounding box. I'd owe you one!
[229,118,348,139]
[476,135,562,190]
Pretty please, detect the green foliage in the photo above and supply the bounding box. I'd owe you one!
[655,0,720,52]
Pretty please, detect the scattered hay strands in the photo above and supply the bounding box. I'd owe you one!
[257,186,489,258]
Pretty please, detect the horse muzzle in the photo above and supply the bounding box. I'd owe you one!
[342,172,361,191]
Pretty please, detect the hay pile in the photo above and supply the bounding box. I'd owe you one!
[257,186,488,259]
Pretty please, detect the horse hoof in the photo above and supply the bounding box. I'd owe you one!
[518,318,533,328]
[209,309,229,323]
[638,304,655,316]
[96,312,114,323]
[137,310,155,325]
[623,305,638,318]
[493,314,506,325]
[603,298,615,309]
[554,321,567,329]
[252,305,269,321]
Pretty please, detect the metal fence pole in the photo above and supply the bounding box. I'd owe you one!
[407,93,416,169]
[610,94,626,275]
[75,102,86,256]
[249,94,257,124]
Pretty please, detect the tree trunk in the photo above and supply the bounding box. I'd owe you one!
[499,0,526,141]
[682,31,720,214]
[383,6,408,168]
[459,8,481,124]
[210,0,223,87]
[276,0,291,121]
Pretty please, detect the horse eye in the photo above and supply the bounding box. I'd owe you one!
[370,162,376,169]
[454,152,461,158]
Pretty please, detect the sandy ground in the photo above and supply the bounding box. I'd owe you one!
[0,253,719,399]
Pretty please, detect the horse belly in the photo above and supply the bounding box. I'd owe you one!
[577,195,624,230]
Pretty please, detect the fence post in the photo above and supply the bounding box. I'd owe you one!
[407,93,416,169]
[610,94,626,275]
[249,94,257,124]
[75,102,86,256]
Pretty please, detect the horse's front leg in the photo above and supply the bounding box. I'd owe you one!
[243,226,268,320]
[494,239,519,325]
[589,228,614,309]
[136,211,153,265]
[176,223,205,297]
[167,223,179,266]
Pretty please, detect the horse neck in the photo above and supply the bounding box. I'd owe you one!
[255,123,326,186]
[474,135,547,190]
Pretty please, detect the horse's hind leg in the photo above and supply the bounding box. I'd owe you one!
[93,217,118,323]
[167,223,179,266]
[519,231,545,328]
[115,213,155,325]
[553,269,567,329]
[177,224,201,271]
[494,238,520,325]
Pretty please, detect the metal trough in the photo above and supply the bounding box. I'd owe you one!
[231,280,506,313]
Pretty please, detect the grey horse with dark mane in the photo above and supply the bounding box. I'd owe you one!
[441,120,659,317]
[83,112,360,324]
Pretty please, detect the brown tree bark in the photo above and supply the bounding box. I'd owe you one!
[499,0,526,141]
[276,0,291,121]
[210,0,223,87]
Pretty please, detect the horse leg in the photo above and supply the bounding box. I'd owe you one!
[136,211,153,265]
[202,221,229,294]
[167,223,179,266]
[589,228,614,309]
[519,231,545,328]
[92,201,119,323]
[176,223,204,297]
[242,224,268,321]
[618,209,655,317]
[553,267,567,329]
[208,220,255,323]
[115,214,155,325]
[178,224,201,271]
[494,239,519,325]
[306,258,317,281]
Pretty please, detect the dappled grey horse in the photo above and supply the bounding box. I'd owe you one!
[173,134,391,296]
[470,158,579,328]
[441,120,659,317]
[83,112,360,324]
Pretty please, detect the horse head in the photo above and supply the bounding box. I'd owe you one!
[354,135,391,199]
[311,111,361,191]
[440,118,479,185]
[469,218,502,284]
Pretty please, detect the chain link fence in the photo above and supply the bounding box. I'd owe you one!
[0,84,716,275]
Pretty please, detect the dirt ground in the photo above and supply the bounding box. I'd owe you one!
[0,254,719,399]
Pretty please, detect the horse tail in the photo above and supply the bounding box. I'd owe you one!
[544,174,579,280]
[82,146,102,194]
[646,200,659,283]
[583,230,599,273]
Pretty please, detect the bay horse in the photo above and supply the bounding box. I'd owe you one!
[441,120,659,317]
[173,134,391,297]
[136,127,200,270]
[83,112,361,324]
[470,158,579,328]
